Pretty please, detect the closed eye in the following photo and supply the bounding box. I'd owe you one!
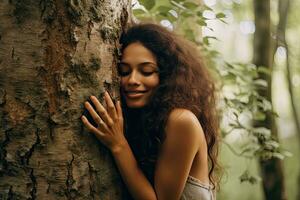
[141,71,158,76]
[117,64,131,77]
[118,70,131,77]
[140,65,159,76]
[117,62,159,77]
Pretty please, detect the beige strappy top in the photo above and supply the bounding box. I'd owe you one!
[180,175,215,200]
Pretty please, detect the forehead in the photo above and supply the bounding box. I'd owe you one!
[121,42,157,63]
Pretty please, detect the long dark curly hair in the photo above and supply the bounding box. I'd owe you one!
[119,23,220,189]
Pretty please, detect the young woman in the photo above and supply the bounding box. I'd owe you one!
[81,23,220,200]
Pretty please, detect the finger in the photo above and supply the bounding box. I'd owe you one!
[81,115,105,138]
[84,101,109,131]
[116,100,123,119]
[104,91,118,120]
[90,96,114,127]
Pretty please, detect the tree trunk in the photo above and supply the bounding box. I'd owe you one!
[0,0,131,199]
[253,0,287,199]
[275,0,300,199]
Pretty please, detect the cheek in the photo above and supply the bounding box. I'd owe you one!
[149,76,159,89]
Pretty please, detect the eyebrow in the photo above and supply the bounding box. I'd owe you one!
[119,61,158,68]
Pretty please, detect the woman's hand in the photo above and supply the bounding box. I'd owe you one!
[81,91,127,153]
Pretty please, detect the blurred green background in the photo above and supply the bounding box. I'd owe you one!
[213,1,300,199]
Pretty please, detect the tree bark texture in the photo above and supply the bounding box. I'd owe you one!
[253,0,287,200]
[0,0,131,199]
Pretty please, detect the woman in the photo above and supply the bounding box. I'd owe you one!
[81,23,220,200]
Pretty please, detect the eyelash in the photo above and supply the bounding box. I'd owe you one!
[118,71,156,77]
[142,71,156,76]
[117,64,158,77]
[118,71,130,77]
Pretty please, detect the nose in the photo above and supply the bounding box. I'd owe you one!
[127,71,141,85]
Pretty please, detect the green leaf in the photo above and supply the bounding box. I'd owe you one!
[253,79,268,87]
[169,0,185,3]
[196,11,203,17]
[205,36,218,40]
[196,19,207,26]
[183,2,198,10]
[225,62,235,69]
[170,0,186,10]
[216,12,226,19]
[219,18,228,24]
[266,140,280,148]
[223,73,236,82]
[157,5,171,14]
[282,150,293,157]
[203,37,209,46]
[249,176,261,184]
[202,36,218,46]
[240,145,259,155]
[133,9,147,16]
[262,99,272,111]
[257,66,271,75]
[203,5,213,11]
[237,93,250,103]
[181,10,193,17]
[209,50,220,57]
[139,0,155,10]
[272,152,284,160]
[184,29,195,42]
[270,110,279,117]
[252,127,271,137]
[239,170,261,184]
[253,111,266,121]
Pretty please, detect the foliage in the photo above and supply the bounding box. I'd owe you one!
[133,0,290,184]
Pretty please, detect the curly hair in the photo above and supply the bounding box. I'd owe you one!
[119,23,220,189]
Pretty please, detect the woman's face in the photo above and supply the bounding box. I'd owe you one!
[119,42,160,108]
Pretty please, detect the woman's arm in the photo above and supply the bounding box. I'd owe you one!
[81,92,157,199]
[113,109,203,200]
[81,93,202,200]
[111,141,157,200]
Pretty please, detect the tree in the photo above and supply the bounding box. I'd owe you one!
[274,0,300,199]
[0,0,131,199]
[253,0,287,199]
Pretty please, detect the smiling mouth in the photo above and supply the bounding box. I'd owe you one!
[124,90,147,98]
[125,90,147,94]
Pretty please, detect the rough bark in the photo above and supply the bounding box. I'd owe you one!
[253,0,287,200]
[0,0,131,199]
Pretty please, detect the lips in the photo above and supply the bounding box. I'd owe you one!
[124,90,147,98]
[125,90,147,94]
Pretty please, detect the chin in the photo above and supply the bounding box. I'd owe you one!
[126,102,146,108]
[125,99,148,108]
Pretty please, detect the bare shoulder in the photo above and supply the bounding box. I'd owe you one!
[154,109,206,199]
[167,108,199,126]
[165,108,204,142]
